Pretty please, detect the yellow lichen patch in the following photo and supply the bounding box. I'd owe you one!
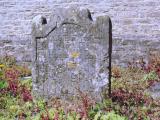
[67,61,77,68]
[0,64,5,68]
[71,52,80,58]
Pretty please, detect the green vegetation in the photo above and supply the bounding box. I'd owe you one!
[0,53,160,119]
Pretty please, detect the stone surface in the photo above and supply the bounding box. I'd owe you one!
[32,8,112,101]
[147,82,160,99]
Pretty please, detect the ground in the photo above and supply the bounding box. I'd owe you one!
[0,53,160,120]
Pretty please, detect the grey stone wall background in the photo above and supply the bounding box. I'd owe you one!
[0,0,160,66]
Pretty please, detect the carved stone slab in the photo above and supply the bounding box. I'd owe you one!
[32,7,112,101]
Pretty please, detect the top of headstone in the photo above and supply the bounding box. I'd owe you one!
[32,7,110,38]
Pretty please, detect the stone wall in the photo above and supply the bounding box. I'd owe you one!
[1,0,160,66]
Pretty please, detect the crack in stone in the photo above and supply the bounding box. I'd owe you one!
[35,25,57,39]
[61,22,82,27]
[35,22,81,39]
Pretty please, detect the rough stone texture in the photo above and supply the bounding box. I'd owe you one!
[32,8,112,101]
[147,82,160,99]
[0,0,160,65]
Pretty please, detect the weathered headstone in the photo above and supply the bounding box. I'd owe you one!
[32,7,112,101]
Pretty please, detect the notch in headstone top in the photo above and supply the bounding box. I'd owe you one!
[42,17,47,25]
[32,15,52,39]
[78,8,93,21]
[33,15,47,25]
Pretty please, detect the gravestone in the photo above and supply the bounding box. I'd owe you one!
[32,7,112,101]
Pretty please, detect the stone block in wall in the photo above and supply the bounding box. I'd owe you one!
[31,7,112,101]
